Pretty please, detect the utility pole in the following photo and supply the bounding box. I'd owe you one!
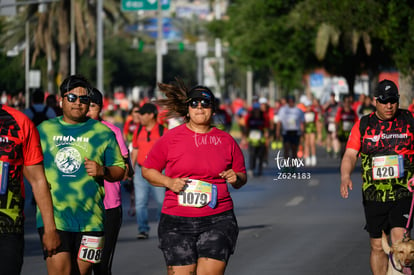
[247,69,253,107]
[70,0,75,75]
[97,0,103,93]
[214,0,223,99]
[25,21,30,108]
[155,0,163,98]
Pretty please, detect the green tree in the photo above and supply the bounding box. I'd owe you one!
[1,0,130,93]
[377,0,414,76]
[219,0,317,94]
[217,0,406,97]
[293,0,394,95]
[0,54,25,94]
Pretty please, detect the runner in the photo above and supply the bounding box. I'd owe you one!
[88,88,130,275]
[340,79,414,274]
[36,75,125,275]
[335,95,358,157]
[0,104,60,275]
[142,81,247,275]
[303,100,318,166]
[244,102,268,177]
[323,92,340,158]
[276,95,305,171]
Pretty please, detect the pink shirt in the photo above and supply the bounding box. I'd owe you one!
[102,120,129,209]
[143,124,246,217]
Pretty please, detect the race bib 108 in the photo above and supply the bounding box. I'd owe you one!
[78,235,104,264]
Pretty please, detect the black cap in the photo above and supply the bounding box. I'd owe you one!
[374,79,399,101]
[89,88,103,108]
[187,85,215,102]
[286,95,295,102]
[60,74,91,96]
[138,103,158,115]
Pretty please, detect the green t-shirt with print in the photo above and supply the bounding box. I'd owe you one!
[36,117,125,232]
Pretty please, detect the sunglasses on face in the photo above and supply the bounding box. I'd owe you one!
[63,93,90,104]
[377,96,399,105]
[188,99,212,109]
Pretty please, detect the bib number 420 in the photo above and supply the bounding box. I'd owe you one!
[374,166,395,179]
[372,155,404,180]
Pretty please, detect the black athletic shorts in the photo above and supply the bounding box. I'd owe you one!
[38,228,103,260]
[282,131,300,146]
[0,233,24,275]
[158,210,239,266]
[363,197,413,238]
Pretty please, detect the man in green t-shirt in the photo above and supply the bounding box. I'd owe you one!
[36,74,125,275]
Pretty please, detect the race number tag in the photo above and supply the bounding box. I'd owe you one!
[342,121,353,131]
[287,117,296,129]
[328,122,336,133]
[0,161,10,195]
[372,155,404,180]
[304,112,315,123]
[178,179,217,208]
[248,130,262,141]
[78,235,104,263]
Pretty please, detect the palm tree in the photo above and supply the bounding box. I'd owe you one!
[313,22,374,95]
[1,0,130,93]
[295,0,400,97]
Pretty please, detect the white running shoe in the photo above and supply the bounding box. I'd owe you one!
[311,155,317,166]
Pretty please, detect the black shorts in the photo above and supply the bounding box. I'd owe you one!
[363,197,413,238]
[282,131,300,146]
[38,228,103,260]
[158,210,239,266]
[0,233,24,275]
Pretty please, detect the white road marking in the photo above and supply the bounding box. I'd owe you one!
[308,179,319,187]
[285,196,304,206]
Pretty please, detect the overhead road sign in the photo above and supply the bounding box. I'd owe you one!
[121,0,170,11]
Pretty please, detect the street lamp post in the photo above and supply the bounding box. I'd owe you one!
[155,0,163,98]
[25,21,30,108]
[70,0,75,75]
[97,0,103,93]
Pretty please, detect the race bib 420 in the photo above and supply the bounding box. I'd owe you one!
[372,155,404,180]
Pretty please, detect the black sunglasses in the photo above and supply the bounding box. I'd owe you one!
[188,99,212,109]
[63,93,90,104]
[377,95,399,105]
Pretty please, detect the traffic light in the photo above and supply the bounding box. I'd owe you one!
[178,42,185,52]
[138,40,144,52]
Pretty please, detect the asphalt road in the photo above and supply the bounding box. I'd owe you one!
[21,146,372,275]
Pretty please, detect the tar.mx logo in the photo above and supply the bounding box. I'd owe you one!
[274,151,305,170]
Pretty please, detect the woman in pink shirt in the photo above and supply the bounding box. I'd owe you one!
[142,80,247,275]
[88,88,130,275]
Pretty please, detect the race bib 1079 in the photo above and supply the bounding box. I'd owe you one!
[178,179,217,208]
